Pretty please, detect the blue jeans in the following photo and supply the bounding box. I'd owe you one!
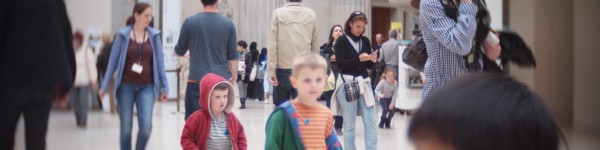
[184,83,200,120]
[336,85,378,150]
[380,98,395,122]
[116,83,155,150]
[273,69,297,106]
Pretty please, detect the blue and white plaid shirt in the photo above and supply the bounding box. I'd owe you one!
[420,0,479,100]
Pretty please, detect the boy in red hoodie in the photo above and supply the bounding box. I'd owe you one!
[181,73,247,150]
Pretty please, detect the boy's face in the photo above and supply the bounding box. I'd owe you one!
[210,89,229,114]
[290,67,327,101]
[237,45,244,52]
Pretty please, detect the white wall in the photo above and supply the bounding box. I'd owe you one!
[111,0,135,33]
[303,0,333,45]
[487,0,503,30]
[65,0,112,32]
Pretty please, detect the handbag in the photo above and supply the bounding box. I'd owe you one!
[249,63,257,81]
[324,71,336,91]
[341,75,361,102]
[402,34,427,72]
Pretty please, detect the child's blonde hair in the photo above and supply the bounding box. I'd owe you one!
[292,52,328,77]
[380,67,397,81]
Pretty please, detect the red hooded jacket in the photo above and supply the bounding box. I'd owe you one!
[181,73,247,150]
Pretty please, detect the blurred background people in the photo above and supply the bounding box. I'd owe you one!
[70,31,98,128]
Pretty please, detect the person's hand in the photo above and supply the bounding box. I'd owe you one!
[270,76,279,86]
[184,51,190,58]
[98,90,105,99]
[91,82,98,92]
[242,65,246,69]
[483,40,502,61]
[389,105,395,110]
[55,86,70,111]
[370,54,378,63]
[330,55,336,62]
[160,93,168,102]
[229,77,237,87]
[359,53,371,62]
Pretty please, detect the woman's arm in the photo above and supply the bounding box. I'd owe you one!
[100,35,122,92]
[155,36,169,94]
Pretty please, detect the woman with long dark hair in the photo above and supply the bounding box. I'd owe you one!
[251,48,268,102]
[244,42,260,102]
[99,2,169,150]
[322,24,345,135]
[332,11,378,150]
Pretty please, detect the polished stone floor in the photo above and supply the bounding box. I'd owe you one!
[14,99,416,150]
[12,98,600,150]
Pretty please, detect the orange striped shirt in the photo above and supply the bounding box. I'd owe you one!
[291,100,334,150]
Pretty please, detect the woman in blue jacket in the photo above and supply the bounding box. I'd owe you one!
[99,2,168,150]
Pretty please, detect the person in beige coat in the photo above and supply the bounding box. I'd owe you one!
[71,31,98,128]
[267,0,319,106]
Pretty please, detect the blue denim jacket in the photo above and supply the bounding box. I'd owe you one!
[100,25,169,98]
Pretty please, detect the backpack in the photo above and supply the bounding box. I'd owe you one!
[402,0,459,72]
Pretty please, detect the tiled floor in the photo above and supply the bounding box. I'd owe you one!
[14,99,416,150]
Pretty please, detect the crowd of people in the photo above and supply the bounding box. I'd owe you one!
[0,0,565,150]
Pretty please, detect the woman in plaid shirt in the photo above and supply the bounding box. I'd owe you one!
[420,0,479,100]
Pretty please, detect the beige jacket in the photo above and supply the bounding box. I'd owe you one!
[74,46,98,87]
[267,2,319,76]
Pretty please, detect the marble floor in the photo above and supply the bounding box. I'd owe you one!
[14,99,416,150]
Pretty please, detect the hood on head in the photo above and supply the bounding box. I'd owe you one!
[199,73,236,118]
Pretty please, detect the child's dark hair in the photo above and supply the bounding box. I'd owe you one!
[408,73,564,150]
[214,83,229,91]
[237,40,248,49]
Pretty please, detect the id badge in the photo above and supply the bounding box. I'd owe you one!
[132,63,143,74]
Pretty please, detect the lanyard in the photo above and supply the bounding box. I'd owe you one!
[132,29,147,63]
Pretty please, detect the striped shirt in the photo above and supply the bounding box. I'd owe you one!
[207,112,232,150]
[290,100,334,150]
[420,0,479,100]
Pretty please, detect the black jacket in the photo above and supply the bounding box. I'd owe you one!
[97,41,113,74]
[0,0,76,92]
[334,35,374,79]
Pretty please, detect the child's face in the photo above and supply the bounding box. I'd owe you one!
[210,89,229,114]
[290,67,327,101]
[237,45,244,52]
[385,72,396,83]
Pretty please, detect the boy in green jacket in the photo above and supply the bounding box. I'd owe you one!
[265,53,342,150]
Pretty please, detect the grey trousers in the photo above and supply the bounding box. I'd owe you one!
[237,80,248,99]
[70,86,91,125]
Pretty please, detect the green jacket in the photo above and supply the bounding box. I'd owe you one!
[265,101,342,150]
[265,110,304,150]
